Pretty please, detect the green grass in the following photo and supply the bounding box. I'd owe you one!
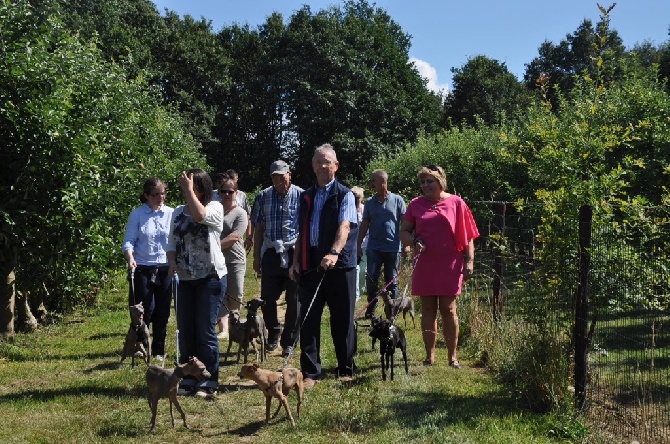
[0,269,593,443]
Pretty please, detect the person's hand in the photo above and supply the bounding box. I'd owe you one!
[289,264,300,282]
[414,238,426,253]
[127,259,137,269]
[320,253,338,271]
[244,237,254,250]
[463,266,474,282]
[252,257,261,275]
[401,245,411,258]
[177,171,194,192]
[168,264,179,280]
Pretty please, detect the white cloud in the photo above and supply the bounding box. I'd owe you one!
[409,57,449,95]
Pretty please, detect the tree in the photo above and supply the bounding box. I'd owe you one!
[0,0,205,335]
[524,14,625,107]
[443,55,531,128]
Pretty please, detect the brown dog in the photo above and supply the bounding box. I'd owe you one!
[121,303,151,366]
[146,356,212,433]
[237,363,303,426]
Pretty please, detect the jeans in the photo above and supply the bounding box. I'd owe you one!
[365,249,400,317]
[176,274,226,389]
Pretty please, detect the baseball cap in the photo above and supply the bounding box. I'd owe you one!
[270,160,290,175]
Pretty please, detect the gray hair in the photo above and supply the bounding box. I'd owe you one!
[313,143,338,162]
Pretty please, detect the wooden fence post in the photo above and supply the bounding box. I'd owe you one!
[574,205,592,409]
[492,202,506,322]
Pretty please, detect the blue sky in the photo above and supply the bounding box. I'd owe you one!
[151,0,670,93]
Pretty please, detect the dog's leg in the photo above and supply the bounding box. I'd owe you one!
[380,350,386,381]
[296,383,303,418]
[171,394,188,429]
[279,394,295,427]
[272,398,283,419]
[402,341,409,374]
[265,395,272,423]
[149,396,158,433]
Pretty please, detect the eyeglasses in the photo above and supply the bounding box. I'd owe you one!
[219,189,235,195]
[149,192,166,197]
[425,164,440,172]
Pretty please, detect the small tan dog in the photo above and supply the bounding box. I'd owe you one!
[237,363,303,427]
[146,356,211,433]
[121,303,151,366]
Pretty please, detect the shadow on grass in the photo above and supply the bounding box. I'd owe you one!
[0,383,147,403]
[204,419,265,438]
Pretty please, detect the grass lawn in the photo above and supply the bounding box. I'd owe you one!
[0,269,590,443]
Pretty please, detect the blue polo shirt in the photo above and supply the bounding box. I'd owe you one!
[362,192,406,252]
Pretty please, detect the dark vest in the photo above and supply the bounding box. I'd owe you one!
[299,180,358,271]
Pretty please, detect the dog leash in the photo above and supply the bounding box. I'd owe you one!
[277,268,327,371]
[172,273,180,366]
[354,250,421,320]
[388,252,422,325]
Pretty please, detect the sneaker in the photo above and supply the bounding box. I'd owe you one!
[194,388,216,399]
[449,360,463,369]
[266,341,279,352]
[217,331,229,340]
[177,385,195,396]
[281,346,294,358]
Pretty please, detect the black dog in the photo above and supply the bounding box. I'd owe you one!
[368,317,408,381]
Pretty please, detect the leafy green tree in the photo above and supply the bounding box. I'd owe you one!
[443,55,531,128]
[524,12,625,107]
[0,0,205,334]
[282,1,441,181]
[50,0,167,76]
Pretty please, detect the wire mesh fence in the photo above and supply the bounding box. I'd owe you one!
[465,201,670,443]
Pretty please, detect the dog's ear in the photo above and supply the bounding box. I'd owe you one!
[252,363,260,371]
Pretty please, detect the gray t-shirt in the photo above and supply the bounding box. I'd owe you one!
[221,206,248,264]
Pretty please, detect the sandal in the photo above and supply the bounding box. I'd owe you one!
[423,359,434,366]
[449,360,463,369]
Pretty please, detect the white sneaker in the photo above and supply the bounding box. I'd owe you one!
[194,388,216,399]
[217,331,229,340]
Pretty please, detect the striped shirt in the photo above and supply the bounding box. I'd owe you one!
[251,184,303,242]
[310,180,357,247]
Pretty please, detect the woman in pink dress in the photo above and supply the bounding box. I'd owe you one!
[399,165,479,368]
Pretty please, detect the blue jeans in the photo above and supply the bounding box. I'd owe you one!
[176,274,226,390]
[365,249,400,317]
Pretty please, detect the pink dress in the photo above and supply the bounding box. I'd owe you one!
[403,195,479,296]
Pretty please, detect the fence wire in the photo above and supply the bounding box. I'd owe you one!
[466,201,670,443]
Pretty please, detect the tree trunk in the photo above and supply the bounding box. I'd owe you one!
[0,248,16,340]
[16,290,38,333]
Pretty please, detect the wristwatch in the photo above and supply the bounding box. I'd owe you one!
[329,248,340,256]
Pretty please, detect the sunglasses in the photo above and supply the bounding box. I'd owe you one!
[219,189,235,195]
[148,192,166,197]
[425,164,440,172]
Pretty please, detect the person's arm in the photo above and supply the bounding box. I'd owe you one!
[356,219,369,259]
[399,218,424,253]
[178,171,207,222]
[252,221,264,274]
[289,232,301,281]
[321,220,350,270]
[122,210,139,269]
[463,238,475,281]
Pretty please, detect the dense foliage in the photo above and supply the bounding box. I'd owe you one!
[0,0,205,313]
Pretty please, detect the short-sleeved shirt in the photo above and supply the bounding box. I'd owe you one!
[221,206,248,264]
[251,184,303,242]
[362,192,406,253]
[167,200,227,281]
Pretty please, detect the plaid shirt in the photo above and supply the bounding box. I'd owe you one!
[251,184,303,243]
